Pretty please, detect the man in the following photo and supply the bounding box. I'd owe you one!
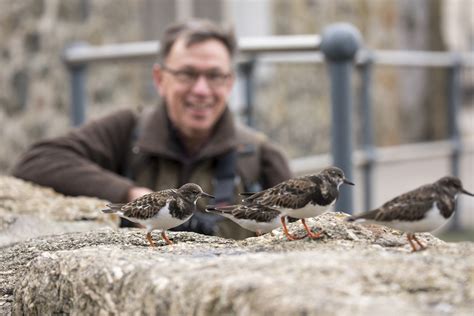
[12,19,292,239]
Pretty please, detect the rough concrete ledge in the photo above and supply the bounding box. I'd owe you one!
[2,212,473,316]
[0,176,118,248]
[0,176,111,222]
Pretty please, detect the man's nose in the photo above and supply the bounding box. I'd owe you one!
[191,75,212,94]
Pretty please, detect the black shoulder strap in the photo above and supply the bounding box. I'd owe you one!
[122,107,154,180]
[124,108,260,204]
[213,149,238,205]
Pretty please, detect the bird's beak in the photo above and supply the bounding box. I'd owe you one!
[461,188,474,196]
[200,192,215,199]
[343,178,355,186]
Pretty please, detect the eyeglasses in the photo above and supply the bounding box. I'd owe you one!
[161,65,232,88]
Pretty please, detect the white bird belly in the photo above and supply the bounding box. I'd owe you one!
[280,203,332,219]
[237,217,281,233]
[219,213,281,233]
[122,203,193,231]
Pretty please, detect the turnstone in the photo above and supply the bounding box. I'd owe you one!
[241,166,354,240]
[347,176,474,251]
[205,204,282,236]
[102,183,214,246]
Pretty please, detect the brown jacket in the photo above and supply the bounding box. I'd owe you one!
[13,104,292,238]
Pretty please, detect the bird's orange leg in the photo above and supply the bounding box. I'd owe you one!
[407,233,418,252]
[301,218,323,239]
[161,231,173,245]
[281,217,304,240]
[146,232,156,247]
[411,234,426,251]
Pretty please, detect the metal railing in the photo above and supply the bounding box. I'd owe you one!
[63,24,474,225]
[254,48,472,229]
[63,35,322,65]
[357,51,471,230]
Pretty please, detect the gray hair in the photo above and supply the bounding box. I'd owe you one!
[159,19,236,63]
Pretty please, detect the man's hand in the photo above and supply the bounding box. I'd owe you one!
[127,186,153,202]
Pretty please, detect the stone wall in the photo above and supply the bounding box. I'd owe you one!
[1,0,468,173]
[0,0,150,174]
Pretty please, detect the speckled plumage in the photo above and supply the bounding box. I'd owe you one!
[102,183,214,246]
[348,176,474,251]
[241,166,354,240]
[107,189,191,221]
[206,204,282,235]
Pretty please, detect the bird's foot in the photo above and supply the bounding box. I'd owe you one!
[411,246,428,253]
[146,232,157,247]
[285,232,307,241]
[407,233,426,252]
[161,231,174,245]
[281,216,306,241]
[307,229,324,239]
[301,219,323,240]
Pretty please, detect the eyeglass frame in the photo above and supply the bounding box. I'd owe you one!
[160,65,233,88]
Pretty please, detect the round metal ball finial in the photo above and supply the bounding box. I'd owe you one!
[321,23,362,61]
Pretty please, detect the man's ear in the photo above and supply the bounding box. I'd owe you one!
[225,72,236,92]
[152,64,164,96]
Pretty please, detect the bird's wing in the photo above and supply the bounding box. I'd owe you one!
[233,205,281,221]
[239,192,256,197]
[207,204,281,222]
[356,196,436,222]
[122,191,173,219]
[205,205,234,215]
[243,177,315,209]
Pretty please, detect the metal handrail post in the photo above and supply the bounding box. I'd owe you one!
[321,23,361,214]
[358,51,376,212]
[447,54,462,231]
[64,42,89,126]
[239,58,257,127]
[69,64,87,126]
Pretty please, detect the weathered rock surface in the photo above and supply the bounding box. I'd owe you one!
[0,176,114,222]
[0,176,118,247]
[0,176,119,314]
[1,176,473,315]
[1,212,473,316]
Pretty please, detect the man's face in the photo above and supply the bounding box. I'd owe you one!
[153,38,234,138]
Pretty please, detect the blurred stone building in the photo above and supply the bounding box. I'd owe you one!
[0,0,472,173]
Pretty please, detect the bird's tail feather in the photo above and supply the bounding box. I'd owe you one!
[102,203,124,214]
[205,206,218,214]
[205,205,235,214]
[239,192,255,197]
[346,212,365,222]
[346,213,370,223]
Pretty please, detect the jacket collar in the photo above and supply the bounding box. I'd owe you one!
[136,103,238,161]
